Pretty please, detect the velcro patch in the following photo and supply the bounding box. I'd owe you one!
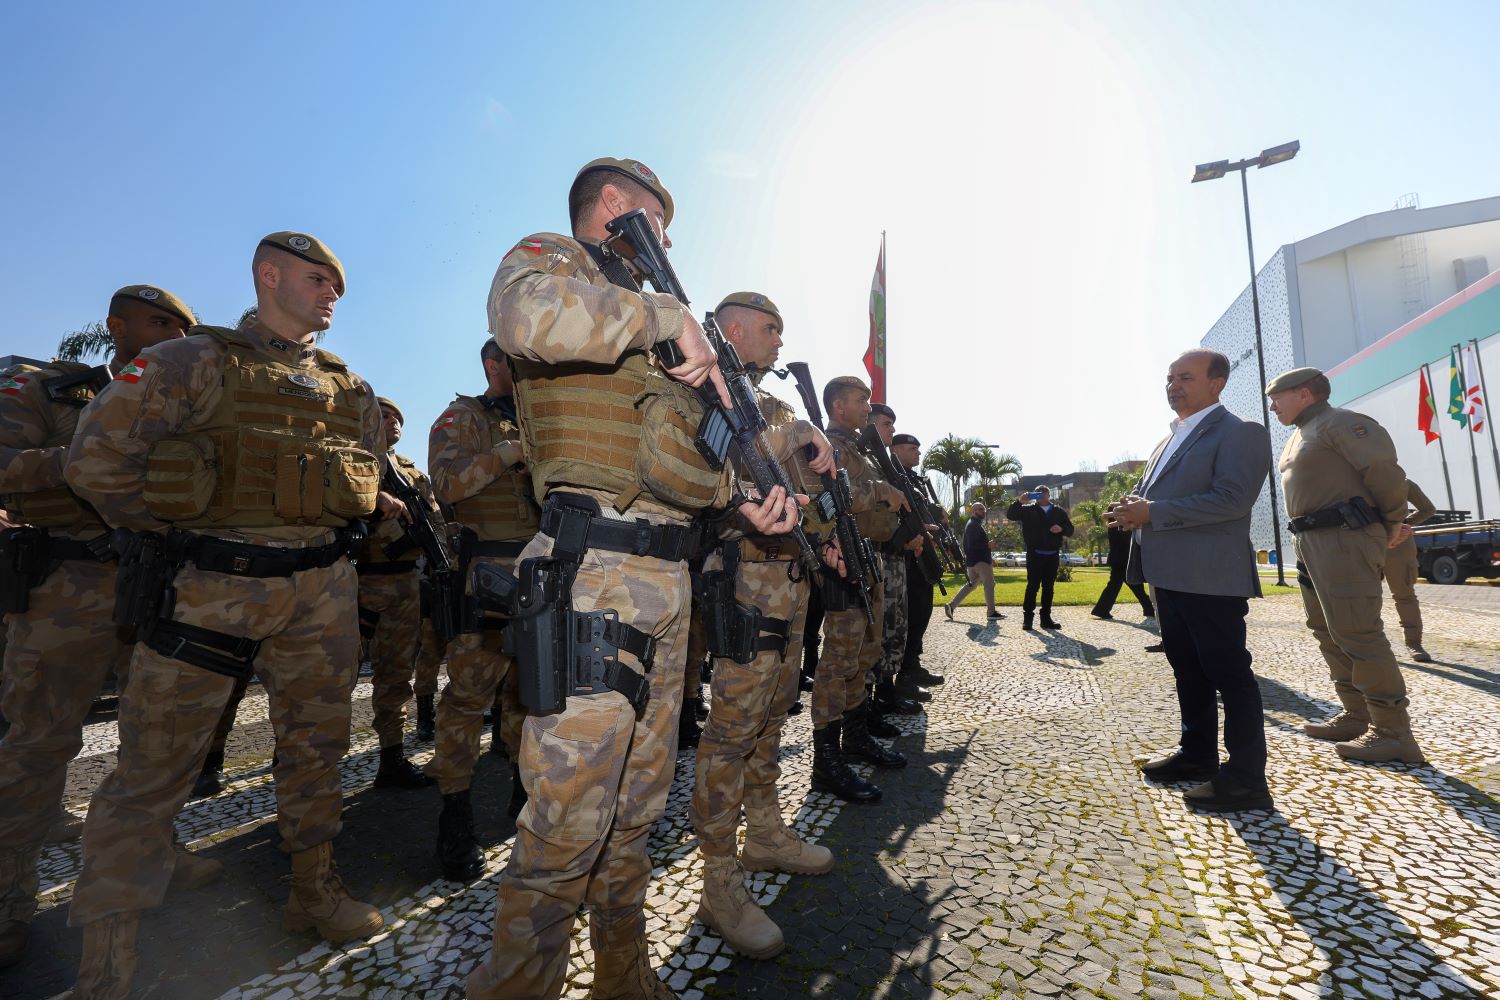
[1,376,29,395]
[116,359,149,384]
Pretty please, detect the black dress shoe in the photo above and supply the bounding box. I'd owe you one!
[1183,779,1274,813]
[1090,610,1113,620]
[875,682,923,715]
[1145,642,1165,653]
[1140,751,1218,784]
[903,665,945,687]
[1041,618,1062,630]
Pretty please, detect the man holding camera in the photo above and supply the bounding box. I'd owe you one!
[1007,486,1072,631]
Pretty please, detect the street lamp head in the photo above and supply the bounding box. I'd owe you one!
[1191,160,1229,183]
[1257,140,1300,168]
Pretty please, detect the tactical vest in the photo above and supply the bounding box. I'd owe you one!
[446,395,539,542]
[831,426,898,543]
[367,452,433,561]
[1,361,108,532]
[142,328,379,528]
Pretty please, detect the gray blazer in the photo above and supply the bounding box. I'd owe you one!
[1126,405,1269,599]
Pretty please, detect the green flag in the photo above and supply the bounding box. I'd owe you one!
[1449,346,1468,428]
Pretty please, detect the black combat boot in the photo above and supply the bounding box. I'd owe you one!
[435,790,485,882]
[190,751,226,799]
[876,681,923,715]
[415,695,436,742]
[374,746,434,790]
[1022,613,1035,632]
[811,723,881,803]
[506,762,528,819]
[842,703,907,769]
[902,664,945,687]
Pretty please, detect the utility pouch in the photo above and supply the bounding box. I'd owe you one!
[1338,496,1380,529]
[0,526,49,613]
[322,447,382,518]
[636,367,734,511]
[143,436,217,521]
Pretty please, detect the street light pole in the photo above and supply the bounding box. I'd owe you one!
[1192,140,1300,587]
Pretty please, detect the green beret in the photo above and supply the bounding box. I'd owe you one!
[825,375,870,398]
[870,403,896,420]
[1265,367,1323,395]
[892,433,919,447]
[571,157,675,227]
[376,396,405,424]
[108,285,195,327]
[715,291,782,331]
[258,231,346,296]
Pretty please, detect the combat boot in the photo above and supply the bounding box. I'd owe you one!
[1303,711,1369,742]
[374,745,434,789]
[876,680,923,713]
[842,703,907,769]
[415,694,436,741]
[1406,643,1433,663]
[1022,613,1035,631]
[45,804,84,843]
[190,750,226,799]
[1336,729,1426,765]
[505,762,528,819]
[59,912,139,999]
[902,663,945,687]
[168,842,224,890]
[866,702,900,739]
[742,795,833,875]
[282,842,383,944]
[435,790,485,881]
[810,723,881,803]
[697,856,785,959]
[588,932,678,999]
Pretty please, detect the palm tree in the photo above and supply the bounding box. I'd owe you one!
[1072,498,1110,561]
[922,435,982,520]
[56,322,113,362]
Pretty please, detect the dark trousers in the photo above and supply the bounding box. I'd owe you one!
[1092,564,1155,617]
[1023,551,1060,616]
[802,581,825,678]
[1154,587,1267,789]
[903,553,934,672]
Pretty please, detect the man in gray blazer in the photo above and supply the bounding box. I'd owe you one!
[1109,349,1272,813]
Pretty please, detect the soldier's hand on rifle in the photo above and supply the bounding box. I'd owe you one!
[904,534,925,555]
[375,491,411,524]
[497,440,524,468]
[821,537,847,577]
[738,485,803,535]
[804,428,836,475]
[666,313,733,408]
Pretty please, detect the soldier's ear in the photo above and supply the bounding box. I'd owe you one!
[105,314,126,339]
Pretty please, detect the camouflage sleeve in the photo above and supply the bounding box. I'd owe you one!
[428,405,506,506]
[1405,480,1437,526]
[1332,417,1409,525]
[0,372,67,492]
[487,234,686,365]
[63,338,220,531]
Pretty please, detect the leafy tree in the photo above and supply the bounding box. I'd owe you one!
[922,435,980,520]
[237,306,258,328]
[1072,498,1110,561]
[55,321,113,362]
[973,449,1022,486]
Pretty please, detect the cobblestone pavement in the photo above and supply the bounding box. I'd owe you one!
[3,590,1498,1000]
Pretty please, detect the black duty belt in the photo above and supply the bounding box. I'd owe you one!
[48,533,117,563]
[357,560,419,576]
[540,494,697,563]
[474,539,528,559]
[1287,509,1346,534]
[1287,496,1381,535]
[180,531,355,577]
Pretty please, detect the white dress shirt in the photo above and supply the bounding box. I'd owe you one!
[1135,403,1222,541]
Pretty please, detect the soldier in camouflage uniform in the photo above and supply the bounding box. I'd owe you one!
[59,234,389,997]
[811,376,909,802]
[426,340,538,881]
[689,292,837,959]
[866,403,923,724]
[465,158,803,1000]
[1385,479,1436,663]
[0,285,220,970]
[358,396,439,789]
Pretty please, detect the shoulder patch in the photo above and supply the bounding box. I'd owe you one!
[115,358,150,383]
[1351,424,1368,438]
[0,374,30,394]
[433,410,459,430]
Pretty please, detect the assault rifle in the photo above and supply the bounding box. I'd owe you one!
[779,361,881,624]
[601,209,822,578]
[382,461,463,644]
[920,473,965,569]
[44,365,114,406]
[858,425,945,593]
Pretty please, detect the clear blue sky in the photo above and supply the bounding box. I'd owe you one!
[4,0,1499,485]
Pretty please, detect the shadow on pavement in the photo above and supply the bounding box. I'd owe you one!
[1406,657,1500,698]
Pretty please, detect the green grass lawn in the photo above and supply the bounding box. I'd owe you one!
[935,566,1298,607]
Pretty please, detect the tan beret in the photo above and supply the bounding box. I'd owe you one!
[1265,367,1323,395]
[571,157,675,227]
[376,396,405,424]
[108,285,195,327]
[825,375,870,398]
[258,231,346,296]
[715,291,782,331]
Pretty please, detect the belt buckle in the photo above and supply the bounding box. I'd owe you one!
[232,555,251,573]
[633,522,653,556]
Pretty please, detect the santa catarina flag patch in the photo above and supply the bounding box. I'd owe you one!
[116,359,149,383]
[0,375,28,395]
[509,239,544,256]
[434,411,458,430]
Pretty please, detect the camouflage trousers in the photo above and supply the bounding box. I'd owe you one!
[0,558,133,924]
[1383,536,1423,646]
[690,556,808,859]
[414,612,442,698]
[465,534,691,1000]
[70,558,360,925]
[427,554,522,795]
[874,553,908,686]
[358,567,423,749]
[810,580,884,729]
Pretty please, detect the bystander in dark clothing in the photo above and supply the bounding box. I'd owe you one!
[944,505,999,619]
[1091,525,1155,619]
[1008,495,1073,628]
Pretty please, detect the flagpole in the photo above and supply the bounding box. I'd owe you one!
[1424,360,1457,510]
[1458,343,1486,518]
[1470,337,1500,498]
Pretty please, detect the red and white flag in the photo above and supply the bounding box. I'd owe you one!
[1463,343,1487,433]
[1417,367,1440,443]
[862,234,886,404]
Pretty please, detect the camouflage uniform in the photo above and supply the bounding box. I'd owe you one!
[64,319,385,927]
[426,394,536,794]
[466,226,728,1000]
[875,551,908,686]
[0,360,133,930]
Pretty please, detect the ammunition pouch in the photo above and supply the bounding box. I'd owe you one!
[1287,496,1382,535]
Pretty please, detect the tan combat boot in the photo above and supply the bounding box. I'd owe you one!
[588,932,678,999]
[742,798,833,875]
[1336,728,1426,764]
[1406,643,1433,663]
[1303,711,1369,742]
[697,857,785,960]
[282,842,383,944]
[168,842,224,890]
[57,912,139,999]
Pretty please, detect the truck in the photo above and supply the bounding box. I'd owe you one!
[1413,511,1500,584]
